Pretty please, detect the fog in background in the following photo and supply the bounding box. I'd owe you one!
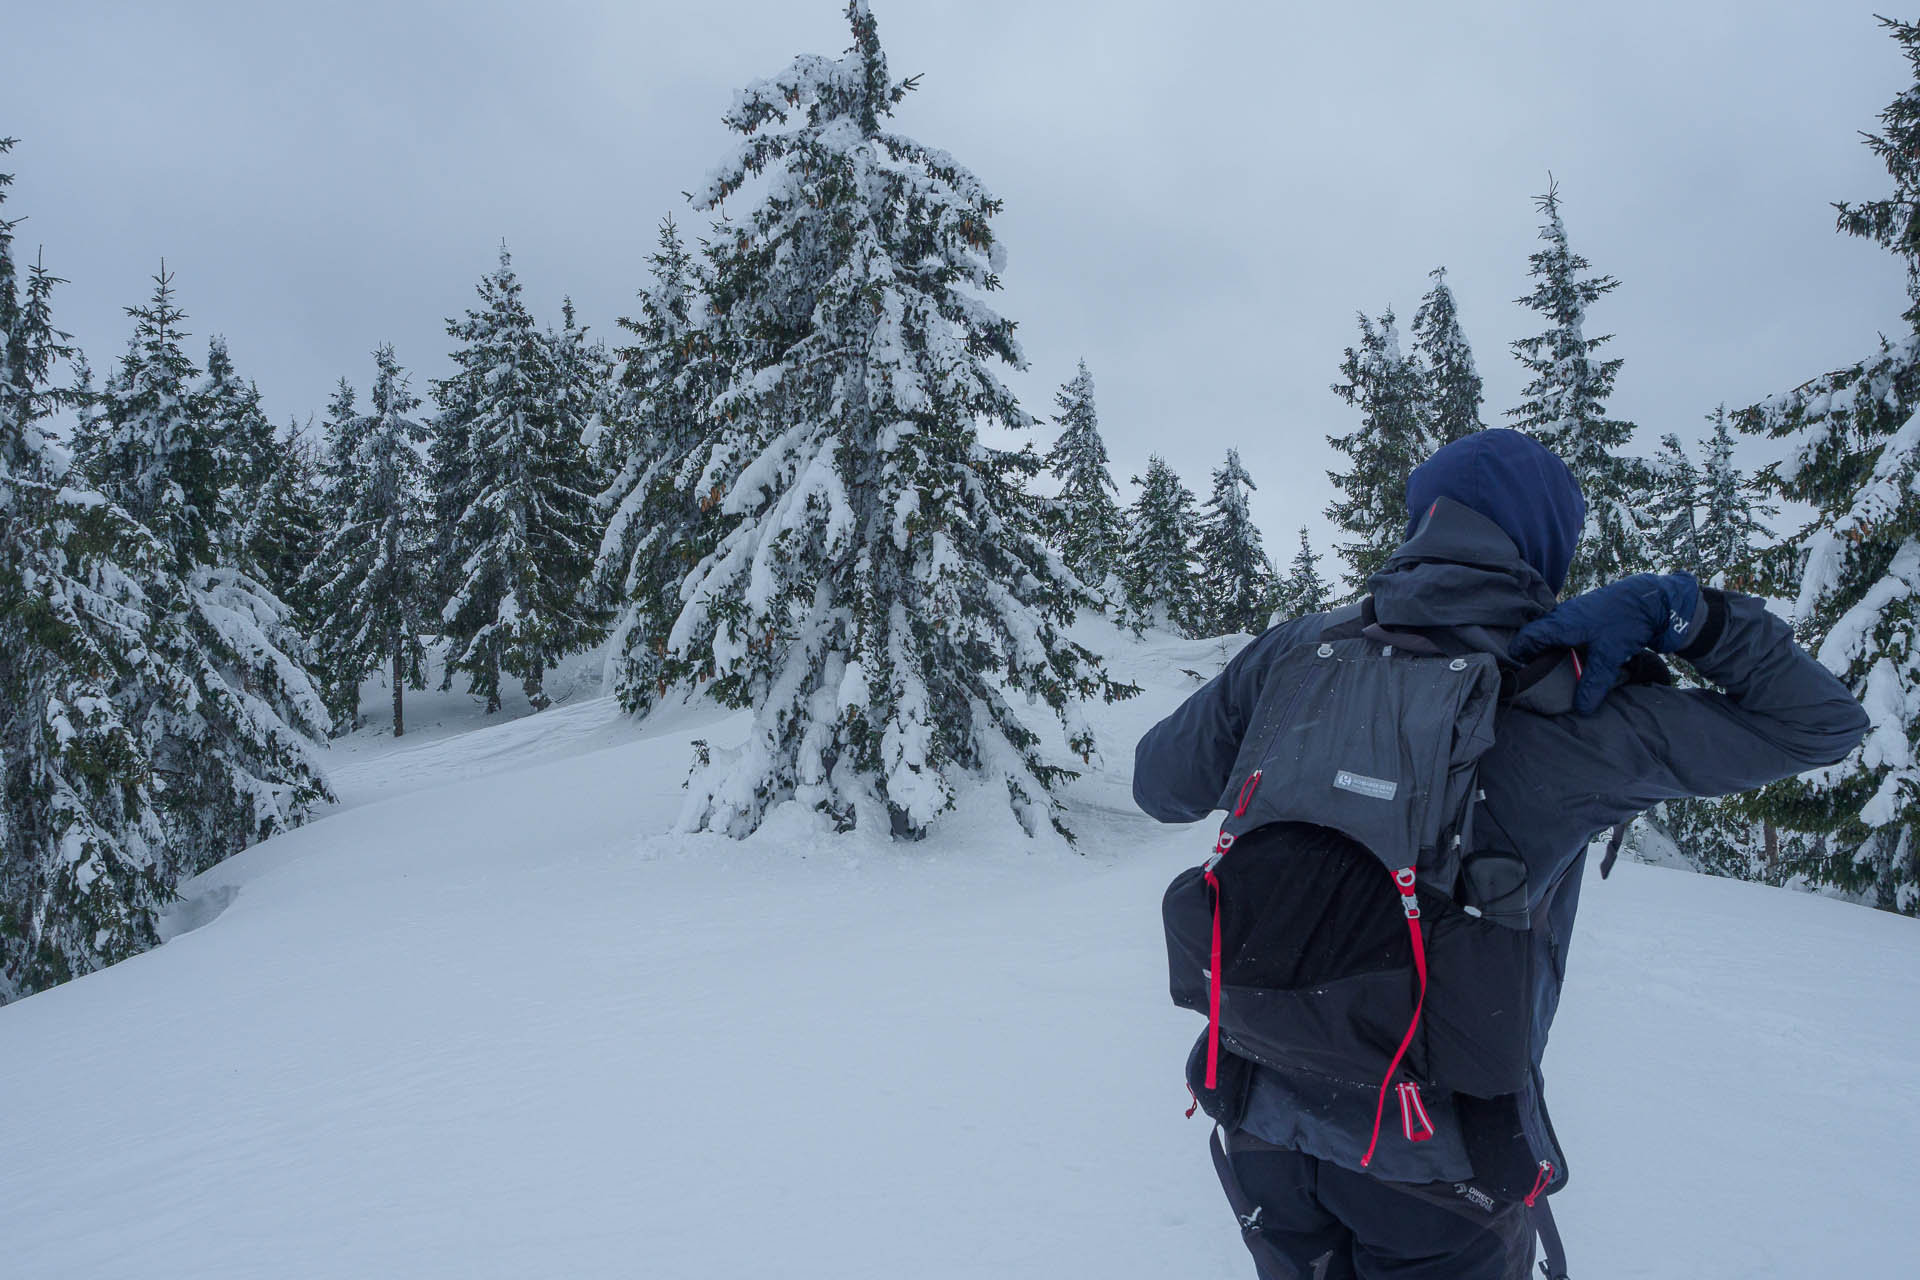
[4,1,1906,552]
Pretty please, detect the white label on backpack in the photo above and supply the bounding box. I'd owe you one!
[1333,770,1398,801]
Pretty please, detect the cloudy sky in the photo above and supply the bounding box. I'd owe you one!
[5,1,1909,561]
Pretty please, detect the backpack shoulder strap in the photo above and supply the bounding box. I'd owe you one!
[1317,599,1372,642]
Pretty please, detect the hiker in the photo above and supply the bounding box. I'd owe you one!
[1134,428,1868,1280]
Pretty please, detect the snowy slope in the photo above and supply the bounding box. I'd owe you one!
[0,619,1911,1279]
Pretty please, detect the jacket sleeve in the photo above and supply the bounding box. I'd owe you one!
[1565,588,1866,812]
[1131,613,1327,823]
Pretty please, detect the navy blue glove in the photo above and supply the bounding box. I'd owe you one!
[1510,573,1703,715]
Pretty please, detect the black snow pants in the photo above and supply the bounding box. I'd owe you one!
[1213,1129,1536,1280]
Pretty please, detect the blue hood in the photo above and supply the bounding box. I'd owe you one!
[1404,429,1586,594]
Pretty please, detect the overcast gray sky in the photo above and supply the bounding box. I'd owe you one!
[4,1,1908,557]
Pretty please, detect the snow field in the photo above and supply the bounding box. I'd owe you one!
[0,621,1910,1277]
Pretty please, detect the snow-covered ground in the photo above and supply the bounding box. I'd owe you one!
[0,620,1911,1278]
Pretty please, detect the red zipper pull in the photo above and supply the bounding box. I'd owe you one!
[1524,1160,1554,1207]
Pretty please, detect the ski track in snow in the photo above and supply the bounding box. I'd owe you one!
[1,619,1912,1278]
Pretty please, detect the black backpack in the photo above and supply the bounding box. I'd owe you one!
[1162,603,1573,1192]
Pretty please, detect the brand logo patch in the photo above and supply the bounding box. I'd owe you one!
[1452,1182,1497,1214]
[1333,770,1398,801]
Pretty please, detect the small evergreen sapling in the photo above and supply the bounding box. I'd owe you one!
[1043,360,1125,594]
[1646,432,1706,574]
[1697,405,1773,585]
[1119,455,1203,635]
[1195,447,1275,636]
[1270,526,1331,625]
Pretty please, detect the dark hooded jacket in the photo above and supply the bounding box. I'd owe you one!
[1133,447,1868,1188]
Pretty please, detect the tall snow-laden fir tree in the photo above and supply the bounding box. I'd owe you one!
[433,246,606,713]
[1326,308,1428,592]
[670,1,1130,841]
[302,346,430,734]
[0,142,328,1000]
[1043,360,1124,592]
[1195,448,1275,635]
[1738,17,1920,912]
[1119,455,1202,635]
[1508,183,1651,594]
[1411,267,1484,446]
[1271,525,1331,624]
[596,217,727,714]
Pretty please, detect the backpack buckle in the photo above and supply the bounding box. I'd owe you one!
[1392,866,1420,919]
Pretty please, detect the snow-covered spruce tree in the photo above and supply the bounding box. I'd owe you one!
[198,336,280,566]
[83,269,331,866]
[76,266,221,572]
[1640,418,1776,881]
[245,419,326,622]
[595,217,728,714]
[434,246,606,713]
[550,295,616,481]
[1735,18,1920,912]
[1043,359,1125,592]
[1270,525,1331,624]
[423,367,474,614]
[671,1,1131,841]
[1411,267,1484,446]
[1326,308,1428,592]
[1,237,172,998]
[0,146,327,999]
[1697,404,1773,585]
[301,346,431,734]
[1646,431,1705,574]
[1508,183,1652,595]
[1119,455,1203,635]
[1195,448,1275,635]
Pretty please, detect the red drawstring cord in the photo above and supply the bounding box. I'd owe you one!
[1231,770,1262,817]
[1524,1160,1554,1207]
[1199,771,1262,1093]
[1361,866,1428,1168]
[1204,864,1224,1089]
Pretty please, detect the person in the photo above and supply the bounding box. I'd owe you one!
[1133,428,1869,1280]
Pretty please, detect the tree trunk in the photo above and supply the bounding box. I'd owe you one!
[1763,819,1779,871]
[391,634,405,738]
